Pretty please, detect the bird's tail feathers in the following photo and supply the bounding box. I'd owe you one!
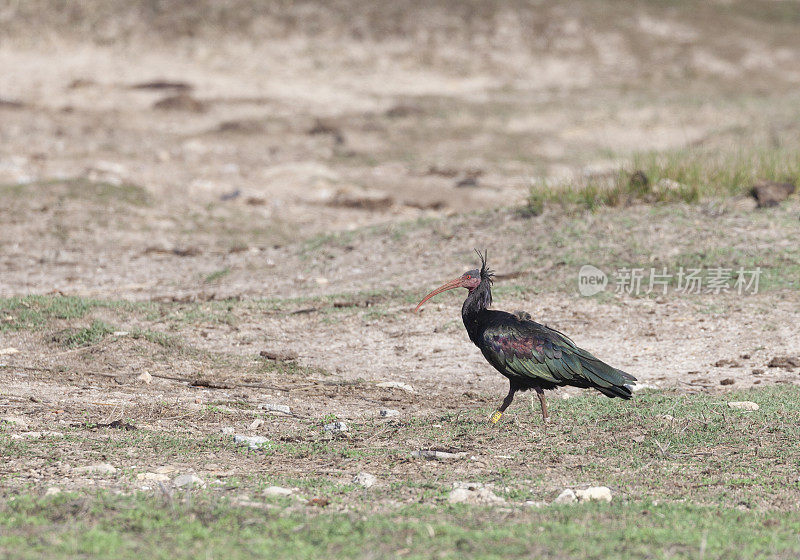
[579,355,636,399]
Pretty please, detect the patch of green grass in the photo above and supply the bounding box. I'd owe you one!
[0,178,151,206]
[144,301,239,327]
[526,146,800,214]
[0,296,107,332]
[50,320,116,348]
[2,492,800,559]
[204,267,231,283]
[130,328,180,348]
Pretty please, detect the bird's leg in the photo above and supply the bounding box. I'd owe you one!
[490,384,517,424]
[534,386,549,424]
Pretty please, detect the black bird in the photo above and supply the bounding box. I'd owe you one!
[415,250,636,424]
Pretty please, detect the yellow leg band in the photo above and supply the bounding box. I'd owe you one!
[490,411,503,424]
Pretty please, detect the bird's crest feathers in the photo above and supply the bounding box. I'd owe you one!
[474,249,494,284]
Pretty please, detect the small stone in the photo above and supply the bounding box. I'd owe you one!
[412,449,467,460]
[1,416,29,429]
[751,180,795,208]
[327,187,393,210]
[137,472,170,483]
[73,463,117,476]
[752,369,764,375]
[263,486,293,497]
[220,426,235,434]
[714,359,741,368]
[259,350,298,362]
[448,483,505,505]
[576,486,613,503]
[377,381,415,393]
[20,431,63,439]
[173,474,205,488]
[379,409,400,418]
[11,431,64,439]
[525,500,545,508]
[250,418,264,430]
[137,371,152,384]
[45,487,62,496]
[720,378,735,386]
[767,356,800,370]
[0,347,20,355]
[259,403,292,415]
[324,421,348,433]
[353,472,376,488]
[153,93,206,112]
[631,383,659,392]
[728,401,759,411]
[553,489,577,504]
[234,434,270,449]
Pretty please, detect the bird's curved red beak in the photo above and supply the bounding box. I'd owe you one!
[414,277,464,312]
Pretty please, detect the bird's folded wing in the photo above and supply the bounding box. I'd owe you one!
[482,323,636,389]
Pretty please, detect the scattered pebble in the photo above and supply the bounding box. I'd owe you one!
[234,434,270,449]
[352,472,376,488]
[714,359,741,368]
[15,431,64,439]
[324,421,348,433]
[376,381,415,393]
[173,474,205,488]
[73,463,117,476]
[137,371,152,384]
[137,472,170,483]
[720,378,735,386]
[751,180,795,208]
[752,369,764,375]
[728,401,759,411]
[259,351,298,362]
[220,426,235,434]
[1,416,29,429]
[553,489,577,504]
[260,403,292,415]
[0,347,20,355]
[576,486,613,503]
[153,93,206,112]
[768,356,800,370]
[525,500,545,508]
[448,483,506,505]
[412,449,467,461]
[631,383,659,392]
[250,418,264,430]
[379,409,400,418]
[263,486,293,497]
[45,487,62,497]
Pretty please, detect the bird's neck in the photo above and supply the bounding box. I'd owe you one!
[462,281,492,344]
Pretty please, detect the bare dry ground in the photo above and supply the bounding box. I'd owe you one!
[1,1,800,558]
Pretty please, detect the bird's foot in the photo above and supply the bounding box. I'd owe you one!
[489,411,503,424]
